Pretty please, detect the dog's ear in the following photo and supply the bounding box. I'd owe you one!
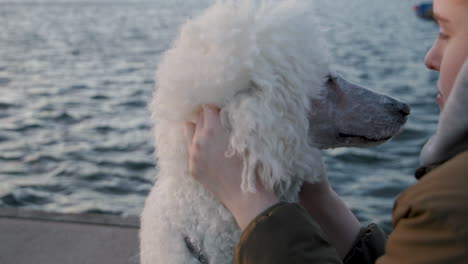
[220,81,323,196]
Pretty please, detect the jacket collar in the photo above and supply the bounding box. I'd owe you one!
[416,59,468,180]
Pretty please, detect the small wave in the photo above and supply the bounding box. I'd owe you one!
[332,151,391,165]
[24,154,61,164]
[122,160,154,171]
[127,28,147,41]
[69,84,89,90]
[93,185,133,196]
[0,102,16,110]
[93,125,114,134]
[141,49,162,56]
[101,80,117,86]
[0,167,27,176]
[116,68,139,74]
[8,123,41,132]
[128,176,153,185]
[20,184,67,193]
[351,209,371,224]
[38,111,81,124]
[364,185,403,198]
[38,103,56,111]
[0,134,11,142]
[393,126,425,142]
[143,79,154,85]
[1,192,50,207]
[84,209,121,215]
[1,194,23,206]
[138,123,151,130]
[96,160,154,171]
[0,77,12,86]
[359,72,370,80]
[82,172,107,182]
[92,144,132,152]
[19,193,51,206]
[391,84,412,94]
[0,152,22,161]
[118,100,146,108]
[54,112,79,123]
[71,49,81,56]
[51,163,84,178]
[131,90,145,96]
[379,67,401,79]
[91,94,109,100]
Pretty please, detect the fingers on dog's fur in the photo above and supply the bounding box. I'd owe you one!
[196,108,205,132]
[184,122,196,152]
[184,121,199,179]
[202,105,220,137]
[203,104,221,116]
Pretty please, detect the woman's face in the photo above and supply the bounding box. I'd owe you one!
[425,0,468,109]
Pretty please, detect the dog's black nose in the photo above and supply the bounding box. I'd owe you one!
[386,101,411,117]
[399,103,411,117]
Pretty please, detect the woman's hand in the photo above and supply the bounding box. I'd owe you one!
[184,105,279,230]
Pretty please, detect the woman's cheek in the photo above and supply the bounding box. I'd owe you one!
[439,42,467,104]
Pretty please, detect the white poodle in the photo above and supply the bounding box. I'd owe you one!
[140,0,409,263]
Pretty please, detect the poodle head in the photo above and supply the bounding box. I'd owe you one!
[152,0,409,195]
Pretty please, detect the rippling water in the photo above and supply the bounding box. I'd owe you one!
[0,0,439,231]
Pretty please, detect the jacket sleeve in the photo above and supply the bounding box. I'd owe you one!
[376,151,468,264]
[374,209,464,264]
[343,223,386,264]
[233,202,386,264]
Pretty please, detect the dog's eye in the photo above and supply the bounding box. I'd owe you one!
[326,74,334,84]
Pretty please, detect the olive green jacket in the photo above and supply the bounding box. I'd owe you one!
[234,151,468,264]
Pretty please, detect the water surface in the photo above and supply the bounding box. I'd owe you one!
[0,0,439,232]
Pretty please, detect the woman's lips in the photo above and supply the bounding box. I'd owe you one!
[437,91,443,106]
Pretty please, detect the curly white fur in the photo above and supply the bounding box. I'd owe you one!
[140,0,407,263]
[151,0,327,194]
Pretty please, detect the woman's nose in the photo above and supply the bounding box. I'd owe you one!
[424,45,441,71]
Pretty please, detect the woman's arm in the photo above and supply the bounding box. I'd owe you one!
[300,181,362,258]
